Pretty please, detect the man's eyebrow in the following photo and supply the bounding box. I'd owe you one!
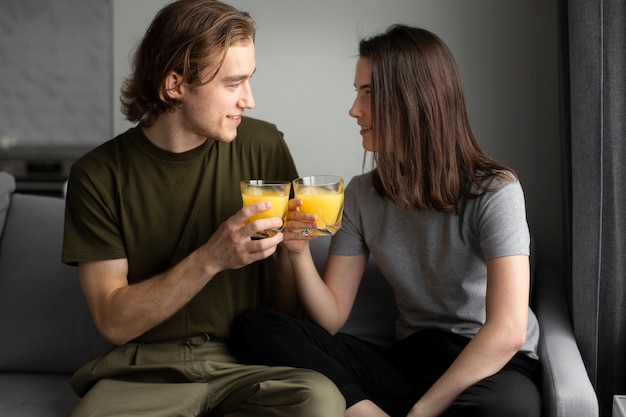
[222,69,256,83]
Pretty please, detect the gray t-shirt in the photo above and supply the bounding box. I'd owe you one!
[331,171,539,359]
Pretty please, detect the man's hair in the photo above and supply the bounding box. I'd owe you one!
[120,0,256,127]
[360,25,515,212]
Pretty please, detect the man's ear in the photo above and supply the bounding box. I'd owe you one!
[163,71,184,100]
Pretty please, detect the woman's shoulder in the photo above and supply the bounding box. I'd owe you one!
[347,170,374,188]
[476,170,521,192]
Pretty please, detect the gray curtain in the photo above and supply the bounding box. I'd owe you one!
[560,0,626,415]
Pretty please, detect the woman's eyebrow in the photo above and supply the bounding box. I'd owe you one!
[354,83,371,90]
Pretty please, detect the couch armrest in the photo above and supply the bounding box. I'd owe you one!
[534,265,598,417]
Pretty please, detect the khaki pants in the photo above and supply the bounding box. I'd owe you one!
[70,336,345,417]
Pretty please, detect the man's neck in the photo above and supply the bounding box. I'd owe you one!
[141,115,207,154]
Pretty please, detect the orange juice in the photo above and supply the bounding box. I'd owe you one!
[241,192,289,223]
[296,187,344,231]
[240,180,291,238]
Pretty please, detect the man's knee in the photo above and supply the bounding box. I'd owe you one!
[227,369,344,417]
[292,370,346,417]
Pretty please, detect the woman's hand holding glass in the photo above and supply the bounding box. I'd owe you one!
[282,175,344,253]
[281,198,318,254]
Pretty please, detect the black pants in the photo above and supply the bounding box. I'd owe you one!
[229,308,542,417]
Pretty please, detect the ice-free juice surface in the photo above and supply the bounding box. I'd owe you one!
[296,187,344,230]
[241,192,289,223]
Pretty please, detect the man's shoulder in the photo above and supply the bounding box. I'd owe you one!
[73,128,137,169]
[68,129,142,190]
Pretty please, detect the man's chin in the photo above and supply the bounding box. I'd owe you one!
[210,131,238,143]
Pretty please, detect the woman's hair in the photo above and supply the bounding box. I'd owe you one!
[120,0,256,127]
[360,24,515,212]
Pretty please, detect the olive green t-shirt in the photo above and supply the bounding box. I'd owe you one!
[62,116,298,343]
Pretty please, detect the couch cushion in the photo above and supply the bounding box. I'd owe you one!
[0,373,77,417]
[0,193,111,373]
[0,172,15,238]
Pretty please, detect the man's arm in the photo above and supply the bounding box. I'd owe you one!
[79,202,284,345]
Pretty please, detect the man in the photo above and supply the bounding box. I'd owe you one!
[62,1,344,416]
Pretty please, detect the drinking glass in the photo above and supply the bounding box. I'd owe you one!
[292,175,344,236]
[240,180,291,238]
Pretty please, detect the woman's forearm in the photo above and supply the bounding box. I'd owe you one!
[408,320,525,417]
[288,248,346,332]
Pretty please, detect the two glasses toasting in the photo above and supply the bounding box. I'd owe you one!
[240,175,344,238]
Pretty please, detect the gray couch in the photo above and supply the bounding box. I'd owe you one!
[0,171,598,417]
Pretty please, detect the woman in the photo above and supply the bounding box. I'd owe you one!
[229,25,541,417]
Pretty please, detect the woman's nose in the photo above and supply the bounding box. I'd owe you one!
[348,98,360,118]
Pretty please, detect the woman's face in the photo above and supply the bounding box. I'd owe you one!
[349,57,374,152]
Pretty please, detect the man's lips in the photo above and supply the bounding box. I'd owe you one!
[228,114,242,125]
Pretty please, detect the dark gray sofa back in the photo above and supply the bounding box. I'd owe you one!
[0,188,111,374]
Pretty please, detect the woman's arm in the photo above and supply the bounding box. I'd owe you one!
[407,254,531,417]
[288,249,367,333]
[283,199,368,333]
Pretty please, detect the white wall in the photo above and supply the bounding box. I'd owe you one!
[0,1,111,146]
[113,0,561,268]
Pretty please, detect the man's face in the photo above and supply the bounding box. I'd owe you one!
[180,39,256,143]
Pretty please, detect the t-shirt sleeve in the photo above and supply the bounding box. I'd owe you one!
[328,174,369,256]
[475,178,530,260]
[62,163,126,265]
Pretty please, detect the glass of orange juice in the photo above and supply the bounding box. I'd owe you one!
[292,175,344,236]
[240,180,291,238]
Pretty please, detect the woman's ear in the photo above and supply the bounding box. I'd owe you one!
[163,71,184,100]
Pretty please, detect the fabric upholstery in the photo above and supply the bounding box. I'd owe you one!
[0,193,110,373]
[533,266,599,417]
[0,373,76,417]
[0,172,15,238]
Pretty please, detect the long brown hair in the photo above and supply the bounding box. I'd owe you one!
[120,0,256,127]
[360,25,514,212]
